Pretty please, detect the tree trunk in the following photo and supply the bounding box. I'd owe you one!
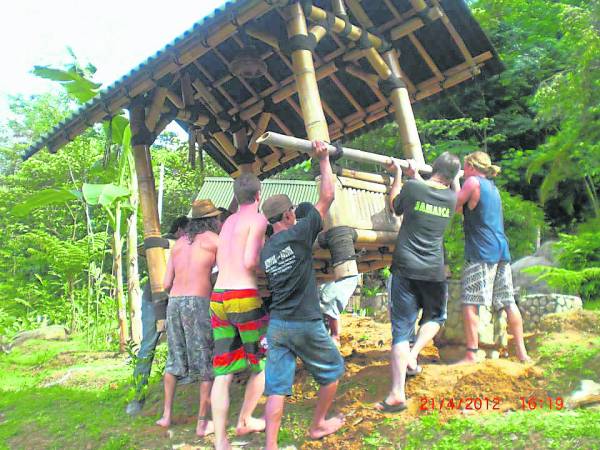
[126,165,142,345]
[113,203,129,352]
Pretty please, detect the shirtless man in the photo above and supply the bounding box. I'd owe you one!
[210,173,269,450]
[156,200,220,437]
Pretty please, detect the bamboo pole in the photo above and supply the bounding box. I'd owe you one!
[256,131,433,173]
[331,0,348,17]
[286,2,357,279]
[249,112,271,154]
[286,2,329,142]
[129,102,168,326]
[145,86,168,132]
[383,49,425,165]
[336,167,393,185]
[306,4,388,50]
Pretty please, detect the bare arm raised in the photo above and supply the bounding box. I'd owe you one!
[243,214,268,271]
[456,176,480,213]
[313,140,335,220]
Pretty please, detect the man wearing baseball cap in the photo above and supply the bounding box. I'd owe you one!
[260,141,345,450]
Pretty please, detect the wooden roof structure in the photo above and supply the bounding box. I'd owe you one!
[25,0,500,179]
[23,0,503,312]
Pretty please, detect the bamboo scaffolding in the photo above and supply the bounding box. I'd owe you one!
[129,103,167,322]
[256,131,433,173]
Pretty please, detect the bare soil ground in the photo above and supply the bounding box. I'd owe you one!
[4,310,599,449]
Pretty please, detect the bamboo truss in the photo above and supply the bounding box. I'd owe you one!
[27,0,501,282]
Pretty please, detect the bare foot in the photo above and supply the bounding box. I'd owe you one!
[454,356,478,365]
[214,438,232,450]
[309,414,345,440]
[196,418,214,437]
[155,416,170,428]
[236,416,266,436]
[407,353,418,371]
[518,355,532,363]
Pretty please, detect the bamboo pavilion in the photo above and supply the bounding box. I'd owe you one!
[25,0,502,316]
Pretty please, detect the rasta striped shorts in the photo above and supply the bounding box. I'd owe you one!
[210,289,269,376]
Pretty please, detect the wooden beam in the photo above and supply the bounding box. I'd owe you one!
[389,7,444,41]
[145,86,168,132]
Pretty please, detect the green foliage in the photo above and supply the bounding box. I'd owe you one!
[526,219,600,301]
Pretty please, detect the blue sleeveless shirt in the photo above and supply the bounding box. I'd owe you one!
[463,177,511,263]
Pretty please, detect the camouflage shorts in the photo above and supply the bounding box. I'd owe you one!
[165,296,214,383]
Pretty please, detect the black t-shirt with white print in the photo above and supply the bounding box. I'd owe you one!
[260,203,322,321]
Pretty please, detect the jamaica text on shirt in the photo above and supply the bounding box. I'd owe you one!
[413,201,451,218]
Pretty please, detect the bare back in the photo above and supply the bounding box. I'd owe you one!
[214,205,267,289]
[165,232,218,298]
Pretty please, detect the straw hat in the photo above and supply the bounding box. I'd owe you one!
[191,199,221,219]
[262,194,294,220]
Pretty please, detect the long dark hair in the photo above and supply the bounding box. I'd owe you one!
[186,217,220,243]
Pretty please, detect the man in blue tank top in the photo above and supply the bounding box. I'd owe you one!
[456,151,530,363]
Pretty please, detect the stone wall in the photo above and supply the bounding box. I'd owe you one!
[519,294,582,332]
[436,280,508,348]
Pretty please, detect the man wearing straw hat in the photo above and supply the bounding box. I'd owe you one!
[156,200,221,437]
[377,152,461,413]
[260,141,345,449]
[456,151,530,363]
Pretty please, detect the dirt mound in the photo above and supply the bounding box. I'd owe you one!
[538,309,600,334]
[298,316,548,450]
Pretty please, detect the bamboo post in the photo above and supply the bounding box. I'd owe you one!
[129,101,168,326]
[286,2,357,279]
[383,49,425,165]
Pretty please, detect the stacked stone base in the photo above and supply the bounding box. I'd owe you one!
[518,294,582,332]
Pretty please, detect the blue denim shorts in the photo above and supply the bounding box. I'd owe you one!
[390,273,448,345]
[265,318,345,396]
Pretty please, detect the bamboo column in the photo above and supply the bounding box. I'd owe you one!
[129,101,168,326]
[285,2,358,279]
[383,49,425,165]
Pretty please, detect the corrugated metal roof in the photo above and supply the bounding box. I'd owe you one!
[196,177,318,208]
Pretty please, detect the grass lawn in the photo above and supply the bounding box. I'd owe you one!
[0,311,599,449]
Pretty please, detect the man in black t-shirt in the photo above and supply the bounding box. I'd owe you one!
[376,152,460,413]
[260,141,345,449]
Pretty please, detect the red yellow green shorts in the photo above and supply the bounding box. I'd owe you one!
[210,288,269,376]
